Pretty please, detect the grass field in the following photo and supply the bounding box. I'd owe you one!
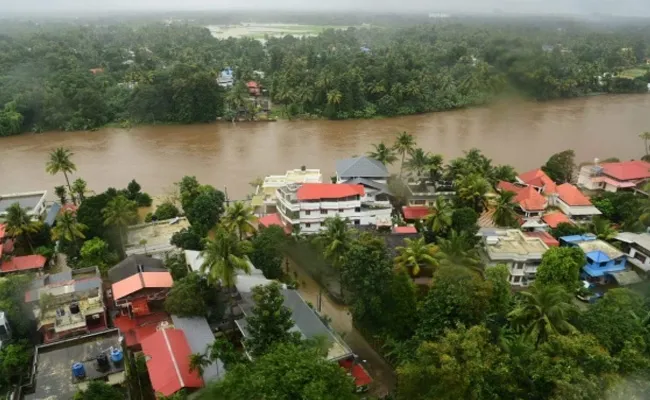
[207,23,352,41]
[619,68,648,79]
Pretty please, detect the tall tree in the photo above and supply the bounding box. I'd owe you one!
[393,131,416,179]
[318,216,353,297]
[455,173,491,212]
[394,237,439,277]
[367,141,397,165]
[201,225,252,289]
[54,185,68,205]
[165,273,209,317]
[51,210,87,255]
[245,282,301,357]
[535,246,585,292]
[405,148,432,178]
[102,195,137,254]
[542,149,575,183]
[46,147,77,205]
[492,190,519,227]
[3,203,41,252]
[436,230,482,273]
[189,352,212,377]
[589,216,618,240]
[508,285,577,347]
[250,225,286,279]
[223,202,257,240]
[425,197,453,235]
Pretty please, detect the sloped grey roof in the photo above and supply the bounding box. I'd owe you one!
[44,203,61,227]
[107,255,165,283]
[336,156,389,179]
[171,315,225,383]
[343,177,392,195]
[615,232,650,252]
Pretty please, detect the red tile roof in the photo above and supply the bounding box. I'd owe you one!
[393,226,418,234]
[0,255,46,274]
[0,224,5,240]
[525,231,559,247]
[258,213,292,234]
[402,206,430,220]
[542,212,573,228]
[496,181,524,194]
[112,271,173,300]
[339,359,373,387]
[513,186,547,211]
[61,204,78,213]
[296,183,364,201]
[141,328,204,397]
[517,169,557,193]
[556,183,592,206]
[601,160,650,181]
[113,312,171,348]
[246,81,259,88]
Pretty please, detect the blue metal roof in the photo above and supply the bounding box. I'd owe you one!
[44,203,61,227]
[560,234,597,244]
[583,263,626,277]
[586,250,610,263]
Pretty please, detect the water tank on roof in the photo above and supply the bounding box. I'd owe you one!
[486,236,499,245]
[69,303,80,314]
[97,353,109,369]
[110,348,123,363]
[72,362,86,379]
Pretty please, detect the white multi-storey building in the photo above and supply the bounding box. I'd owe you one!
[276,183,392,234]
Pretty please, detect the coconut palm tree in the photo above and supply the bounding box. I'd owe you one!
[492,191,519,228]
[3,203,41,252]
[640,131,650,156]
[367,142,397,165]
[188,352,212,377]
[223,202,257,240]
[200,225,252,290]
[51,210,87,255]
[393,132,416,179]
[102,195,138,254]
[589,216,617,240]
[455,173,491,212]
[437,230,483,275]
[71,178,88,203]
[394,237,439,276]
[424,197,453,234]
[508,285,577,348]
[326,89,342,105]
[45,147,77,205]
[54,185,68,205]
[427,154,444,182]
[405,148,432,178]
[318,216,353,297]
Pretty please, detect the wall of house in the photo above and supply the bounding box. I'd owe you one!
[585,257,626,273]
[486,260,539,287]
[577,166,599,190]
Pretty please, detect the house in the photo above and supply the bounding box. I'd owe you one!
[24,267,106,343]
[247,81,261,96]
[275,183,392,234]
[515,169,557,194]
[23,329,125,400]
[253,167,322,214]
[402,205,430,221]
[577,160,650,192]
[0,254,47,275]
[108,255,173,313]
[479,229,550,287]
[524,231,559,247]
[404,179,455,208]
[336,156,392,206]
[614,232,650,278]
[496,181,548,231]
[560,234,634,285]
[0,190,48,221]
[124,217,191,259]
[553,183,601,222]
[140,327,205,397]
[258,213,292,234]
[171,315,226,383]
[542,211,573,229]
[217,67,234,87]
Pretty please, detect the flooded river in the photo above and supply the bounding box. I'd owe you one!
[1,94,649,199]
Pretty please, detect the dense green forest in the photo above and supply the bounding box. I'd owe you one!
[0,16,649,135]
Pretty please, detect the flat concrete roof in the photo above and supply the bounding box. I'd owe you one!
[125,217,190,255]
[0,191,47,215]
[483,229,549,260]
[25,329,124,400]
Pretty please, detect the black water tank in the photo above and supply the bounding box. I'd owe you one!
[70,303,80,314]
[96,353,109,369]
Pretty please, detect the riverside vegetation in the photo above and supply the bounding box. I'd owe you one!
[0,16,649,136]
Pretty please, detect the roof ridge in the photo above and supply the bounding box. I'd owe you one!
[161,329,186,388]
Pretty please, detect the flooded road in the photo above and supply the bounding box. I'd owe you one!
[1,94,649,200]
[285,257,397,397]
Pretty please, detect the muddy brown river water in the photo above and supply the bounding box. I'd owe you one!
[1,94,649,199]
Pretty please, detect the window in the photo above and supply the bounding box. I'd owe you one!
[515,262,524,270]
[305,210,311,216]
[355,207,360,212]
[634,252,647,263]
[305,223,311,228]
[513,276,521,283]
[339,209,344,213]
[320,210,327,215]
[599,261,607,267]
[354,220,360,225]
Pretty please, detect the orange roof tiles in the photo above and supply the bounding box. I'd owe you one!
[0,255,46,273]
[601,160,650,181]
[517,169,557,193]
[513,186,547,211]
[542,212,573,228]
[112,271,173,300]
[393,226,418,234]
[297,183,364,201]
[402,206,431,220]
[496,181,524,194]
[525,231,559,247]
[556,183,592,206]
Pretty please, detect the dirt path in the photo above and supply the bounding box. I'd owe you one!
[286,257,396,397]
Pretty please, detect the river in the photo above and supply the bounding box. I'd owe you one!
[1,94,649,199]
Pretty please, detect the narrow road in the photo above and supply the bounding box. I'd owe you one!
[286,257,397,397]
